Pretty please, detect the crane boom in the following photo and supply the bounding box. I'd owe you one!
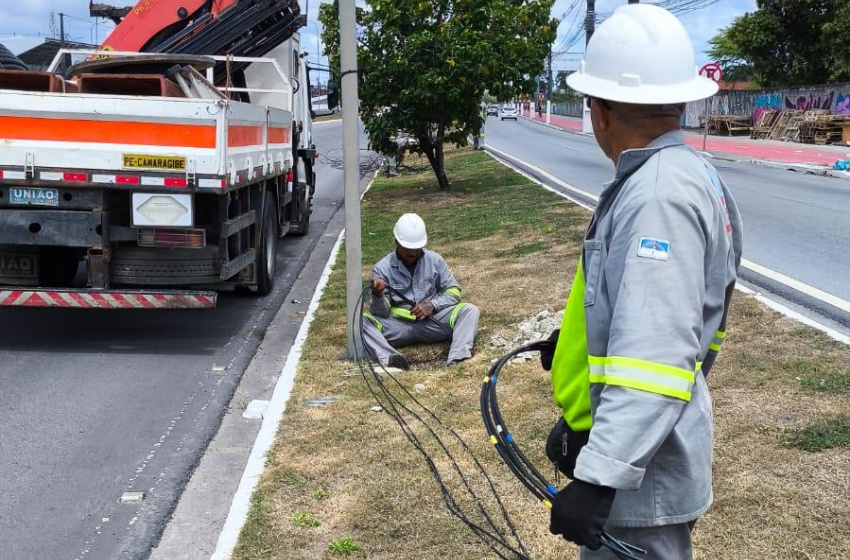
[97,0,240,52]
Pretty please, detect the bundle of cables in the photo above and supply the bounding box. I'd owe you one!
[481,342,648,560]
[353,285,534,559]
[353,284,648,560]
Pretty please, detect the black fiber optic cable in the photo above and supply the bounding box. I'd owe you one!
[481,343,648,560]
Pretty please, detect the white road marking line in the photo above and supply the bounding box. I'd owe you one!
[485,144,599,204]
[485,145,850,344]
[741,259,850,314]
[560,144,578,151]
[736,284,849,345]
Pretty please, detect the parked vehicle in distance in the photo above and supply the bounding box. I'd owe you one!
[500,104,518,121]
[486,104,499,116]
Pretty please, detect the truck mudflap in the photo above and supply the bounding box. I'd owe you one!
[0,288,217,309]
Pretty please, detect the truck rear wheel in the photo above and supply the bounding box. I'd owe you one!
[290,188,310,237]
[255,191,278,296]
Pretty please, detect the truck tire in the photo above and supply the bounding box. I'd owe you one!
[255,191,278,296]
[290,188,310,237]
[0,43,29,71]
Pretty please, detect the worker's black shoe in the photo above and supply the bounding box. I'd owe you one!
[388,354,410,371]
[447,358,468,367]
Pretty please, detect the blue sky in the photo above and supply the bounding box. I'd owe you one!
[0,0,756,71]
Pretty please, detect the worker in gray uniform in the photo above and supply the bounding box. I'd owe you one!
[541,5,744,560]
[363,213,480,370]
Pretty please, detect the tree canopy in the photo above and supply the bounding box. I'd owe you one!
[708,0,850,87]
[320,0,556,190]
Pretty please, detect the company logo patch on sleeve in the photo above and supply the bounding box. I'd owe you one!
[637,237,670,261]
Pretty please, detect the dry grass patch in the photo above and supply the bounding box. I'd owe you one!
[234,149,850,560]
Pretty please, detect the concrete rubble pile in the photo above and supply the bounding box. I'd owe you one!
[489,309,563,363]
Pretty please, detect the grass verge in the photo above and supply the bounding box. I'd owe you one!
[234,148,850,560]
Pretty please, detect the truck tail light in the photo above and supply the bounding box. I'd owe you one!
[137,228,206,249]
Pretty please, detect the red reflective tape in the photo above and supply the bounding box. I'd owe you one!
[91,293,111,307]
[24,293,49,307]
[111,293,132,307]
[64,173,88,182]
[0,170,4,179]
[136,295,155,309]
[47,291,70,307]
[68,292,90,307]
[197,295,215,307]
[164,177,187,188]
[117,175,141,185]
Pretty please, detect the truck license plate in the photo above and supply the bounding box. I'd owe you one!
[10,187,60,207]
[0,253,38,280]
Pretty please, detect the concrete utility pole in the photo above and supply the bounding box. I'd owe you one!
[546,49,553,124]
[581,0,595,133]
[339,0,364,359]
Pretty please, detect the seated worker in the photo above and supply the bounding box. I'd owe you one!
[362,213,480,370]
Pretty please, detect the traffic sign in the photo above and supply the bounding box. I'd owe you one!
[699,63,722,84]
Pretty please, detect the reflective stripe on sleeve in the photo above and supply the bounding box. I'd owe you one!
[445,286,462,299]
[390,307,417,321]
[363,312,383,332]
[588,356,695,402]
[709,330,726,352]
[449,302,468,330]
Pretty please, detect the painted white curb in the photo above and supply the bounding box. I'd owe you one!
[210,228,345,560]
[484,145,850,346]
[210,168,380,559]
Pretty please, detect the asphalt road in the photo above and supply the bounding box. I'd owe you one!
[484,117,850,322]
[0,119,355,560]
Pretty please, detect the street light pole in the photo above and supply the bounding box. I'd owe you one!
[339,0,363,359]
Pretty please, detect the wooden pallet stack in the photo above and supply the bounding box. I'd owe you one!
[751,109,780,139]
[764,110,802,140]
[809,113,850,145]
[798,110,831,144]
[706,115,753,136]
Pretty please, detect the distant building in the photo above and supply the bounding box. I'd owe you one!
[719,81,754,91]
[0,37,96,71]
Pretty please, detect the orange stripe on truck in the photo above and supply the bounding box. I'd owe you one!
[268,127,289,144]
[228,125,263,147]
[0,116,216,148]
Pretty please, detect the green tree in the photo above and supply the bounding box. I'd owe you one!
[320,0,556,190]
[708,0,835,88]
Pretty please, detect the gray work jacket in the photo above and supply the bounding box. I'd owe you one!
[573,131,744,526]
[370,249,461,318]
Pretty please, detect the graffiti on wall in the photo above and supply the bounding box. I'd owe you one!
[835,94,850,115]
[784,92,835,112]
[754,92,782,109]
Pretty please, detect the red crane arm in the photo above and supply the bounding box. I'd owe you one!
[98,0,239,52]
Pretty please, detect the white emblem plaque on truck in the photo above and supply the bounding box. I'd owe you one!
[10,187,60,207]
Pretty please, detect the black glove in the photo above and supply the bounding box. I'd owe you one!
[539,328,560,371]
[549,479,616,550]
[545,417,590,480]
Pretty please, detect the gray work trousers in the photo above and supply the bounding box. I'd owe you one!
[580,522,696,560]
[362,303,480,365]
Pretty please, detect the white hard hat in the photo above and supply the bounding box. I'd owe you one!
[393,213,427,249]
[567,4,718,105]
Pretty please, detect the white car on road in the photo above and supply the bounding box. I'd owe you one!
[500,105,518,121]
